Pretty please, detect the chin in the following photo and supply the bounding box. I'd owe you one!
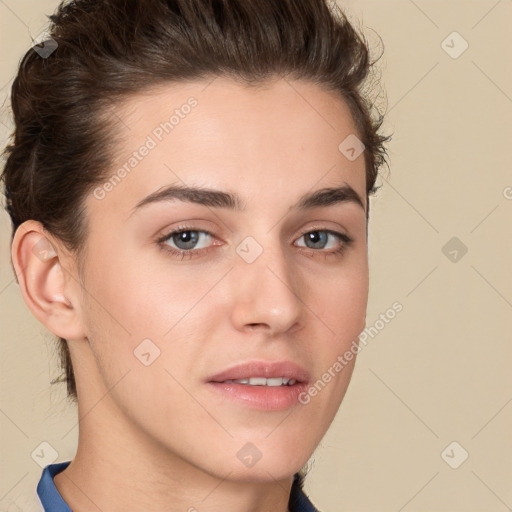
[208,446,309,484]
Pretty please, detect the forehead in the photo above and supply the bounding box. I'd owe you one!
[86,76,366,219]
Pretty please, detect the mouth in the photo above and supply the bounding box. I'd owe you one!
[206,360,310,411]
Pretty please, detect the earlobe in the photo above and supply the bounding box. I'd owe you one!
[11,220,86,341]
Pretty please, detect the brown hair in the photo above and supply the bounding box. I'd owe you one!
[1,0,390,488]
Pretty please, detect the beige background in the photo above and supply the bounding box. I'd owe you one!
[1,1,511,511]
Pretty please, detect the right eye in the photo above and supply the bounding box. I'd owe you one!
[156,227,220,260]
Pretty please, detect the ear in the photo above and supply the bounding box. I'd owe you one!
[11,220,87,341]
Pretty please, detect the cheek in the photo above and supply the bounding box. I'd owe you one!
[83,243,211,339]
[311,260,369,343]
[79,254,225,400]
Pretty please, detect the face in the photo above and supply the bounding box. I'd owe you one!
[71,76,369,482]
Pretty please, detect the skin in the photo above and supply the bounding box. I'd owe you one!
[12,76,369,512]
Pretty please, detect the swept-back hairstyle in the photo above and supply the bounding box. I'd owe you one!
[1,0,390,488]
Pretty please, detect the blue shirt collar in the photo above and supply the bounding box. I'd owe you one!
[37,461,320,512]
[36,461,71,512]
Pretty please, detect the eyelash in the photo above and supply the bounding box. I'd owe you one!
[156,224,354,261]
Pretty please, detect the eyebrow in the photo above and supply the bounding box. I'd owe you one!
[129,182,365,216]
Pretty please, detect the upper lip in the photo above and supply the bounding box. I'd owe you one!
[207,360,310,384]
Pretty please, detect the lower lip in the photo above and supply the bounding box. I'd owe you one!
[206,382,309,411]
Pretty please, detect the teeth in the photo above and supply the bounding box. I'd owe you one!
[265,378,283,387]
[249,377,267,386]
[223,377,297,386]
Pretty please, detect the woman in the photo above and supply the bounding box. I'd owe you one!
[2,0,390,510]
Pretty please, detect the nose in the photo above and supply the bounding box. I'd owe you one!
[229,241,305,336]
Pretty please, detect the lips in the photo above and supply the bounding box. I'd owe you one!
[207,360,310,384]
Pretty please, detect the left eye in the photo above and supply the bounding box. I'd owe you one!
[295,230,342,250]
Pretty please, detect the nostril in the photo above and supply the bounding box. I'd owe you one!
[246,323,273,333]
